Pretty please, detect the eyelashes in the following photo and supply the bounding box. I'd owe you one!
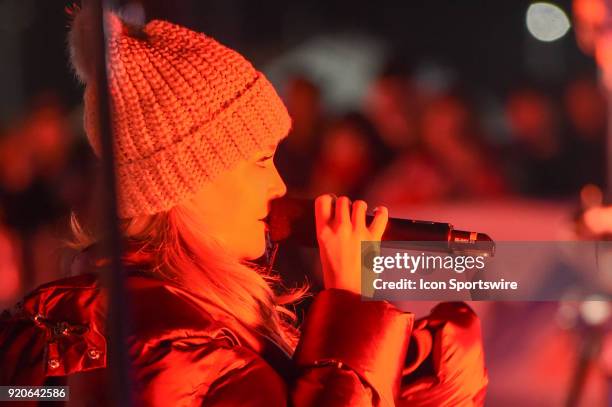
[256,155,274,168]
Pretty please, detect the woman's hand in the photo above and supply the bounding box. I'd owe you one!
[314,194,388,295]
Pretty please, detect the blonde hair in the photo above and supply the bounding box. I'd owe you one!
[69,205,308,354]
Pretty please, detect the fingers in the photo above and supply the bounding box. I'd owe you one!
[334,196,351,227]
[368,206,389,239]
[316,195,382,235]
[352,200,367,230]
[314,194,334,232]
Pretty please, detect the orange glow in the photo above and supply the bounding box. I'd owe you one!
[583,205,612,235]
[573,0,607,54]
[0,227,20,305]
[580,184,604,209]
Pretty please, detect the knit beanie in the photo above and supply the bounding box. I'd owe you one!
[68,8,291,218]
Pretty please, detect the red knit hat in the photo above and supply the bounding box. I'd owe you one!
[69,9,291,218]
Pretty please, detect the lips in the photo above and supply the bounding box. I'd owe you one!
[259,206,271,222]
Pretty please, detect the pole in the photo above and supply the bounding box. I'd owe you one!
[86,0,132,405]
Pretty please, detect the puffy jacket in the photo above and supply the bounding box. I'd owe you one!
[0,271,487,406]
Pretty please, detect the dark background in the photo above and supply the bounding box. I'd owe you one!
[0,0,593,120]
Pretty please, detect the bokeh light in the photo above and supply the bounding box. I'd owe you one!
[579,296,612,325]
[526,2,571,42]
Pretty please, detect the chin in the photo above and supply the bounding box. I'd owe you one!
[240,226,267,260]
[242,242,266,261]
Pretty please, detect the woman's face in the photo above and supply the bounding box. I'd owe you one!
[185,144,287,261]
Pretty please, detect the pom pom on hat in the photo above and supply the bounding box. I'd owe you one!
[68,4,128,83]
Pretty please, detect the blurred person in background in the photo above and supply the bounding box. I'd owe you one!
[419,91,507,198]
[0,7,488,406]
[0,93,71,196]
[367,89,507,207]
[0,92,81,297]
[504,86,575,197]
[309,112,386,198]
[275,75,326,196]
[363,62,420,162]
[563,74,607,190]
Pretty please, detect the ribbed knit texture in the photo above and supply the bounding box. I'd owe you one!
[73,12,291,218]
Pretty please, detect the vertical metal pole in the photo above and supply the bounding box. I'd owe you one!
[86,0,132,405]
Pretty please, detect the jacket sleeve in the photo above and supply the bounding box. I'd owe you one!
[292,289,413,406]
[129,289,413,406]
[398,302,488,407]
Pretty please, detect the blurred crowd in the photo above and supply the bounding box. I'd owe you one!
[0,62,609,303]
[276,65,607,207]
[0,92,95,303]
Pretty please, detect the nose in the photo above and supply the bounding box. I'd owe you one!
[270,164,287,199]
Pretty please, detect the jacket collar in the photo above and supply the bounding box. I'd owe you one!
[19,261,294,379]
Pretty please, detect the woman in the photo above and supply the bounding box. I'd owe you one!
[0,7,487,406]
